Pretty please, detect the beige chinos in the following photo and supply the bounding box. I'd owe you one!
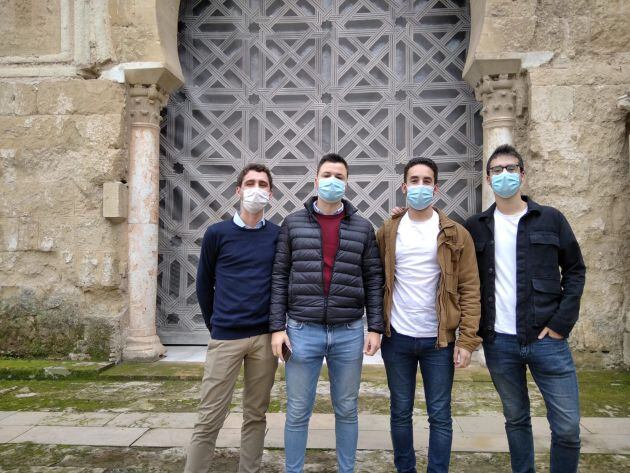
[184,333,278,473]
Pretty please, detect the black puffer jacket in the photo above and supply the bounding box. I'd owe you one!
[270,197,384,333]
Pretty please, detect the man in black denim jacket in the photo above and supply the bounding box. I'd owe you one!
[464,144,586,473]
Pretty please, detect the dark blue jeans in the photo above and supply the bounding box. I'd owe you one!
[382,329,455,473]
[484,333,581,473]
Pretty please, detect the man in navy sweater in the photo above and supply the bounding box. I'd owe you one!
[184,163,280,473]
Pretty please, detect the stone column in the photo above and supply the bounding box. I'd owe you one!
[617,92,630,366]
[122,84,168,362]
[475,74,518,210]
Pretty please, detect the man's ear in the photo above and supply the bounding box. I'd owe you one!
[235,186,242,198]
[401,182,407,194]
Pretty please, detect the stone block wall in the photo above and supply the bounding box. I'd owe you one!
[0,77,129,360]
[0,0,184,361]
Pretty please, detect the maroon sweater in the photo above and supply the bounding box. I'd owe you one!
[315,211,345,295]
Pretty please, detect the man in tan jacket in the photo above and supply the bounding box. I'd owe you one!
[376,157,481,473]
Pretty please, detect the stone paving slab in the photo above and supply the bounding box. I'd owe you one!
[580,417,630,435]
[0,411,16,421]
[39,412,118,427]
[451,433,511,452]
[215,428,242,448]
[107,412,198,429]
[9,426,148,447]
[132,428,193,447]
[0,411,52,426]
[453,415,551,435]
[1,411,629,454]
[581,434,630,454]
[263,428,284,448]
[358,429,395,449]
[0,425,32,443]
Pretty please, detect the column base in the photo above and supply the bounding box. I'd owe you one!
[123,335,166,362]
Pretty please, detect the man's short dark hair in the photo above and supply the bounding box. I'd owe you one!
[236,163,273,189]
[403,157,438,183]
[487,144,524,176]
[317,153,349,174]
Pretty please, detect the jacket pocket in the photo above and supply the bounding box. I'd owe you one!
[531,278,562,327]
[287,318,304,330]
[529,232,560,246]
[445,289,461,330]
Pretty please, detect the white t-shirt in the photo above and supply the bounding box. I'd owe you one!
[390,211,441,338]
[493,206,528,335]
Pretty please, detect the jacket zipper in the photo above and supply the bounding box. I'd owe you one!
[312,210,345,325]
[309,214,327,324]
[325,217,345,324]
[435,226,445,349]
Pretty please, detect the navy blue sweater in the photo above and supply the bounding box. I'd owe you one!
[196,219,280,340]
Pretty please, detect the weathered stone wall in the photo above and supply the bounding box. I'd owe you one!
[0,0,130,360]
[0,77,129,360]
[0,0,182,361]
[476,0,630,366]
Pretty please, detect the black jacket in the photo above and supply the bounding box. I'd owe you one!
[270,197,384,333]
[464,196,586,344]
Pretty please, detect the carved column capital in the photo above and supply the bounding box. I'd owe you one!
[474,74,519,130]
[128,84,168,127]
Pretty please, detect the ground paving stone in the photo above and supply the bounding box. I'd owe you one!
[0,425,32,443]
[215,428,242,448]
[10,426,148,447]
[0,412,52,426]
[0,412,16,421]
[451,433,511,452]
[1,411,629,456]
[580,417,630,434]
[454,415,551,435]
[106,412,198,429]
[357,429,394,449]
[581,434,630,454]
[38,412,117,427]
[132,428,193,447]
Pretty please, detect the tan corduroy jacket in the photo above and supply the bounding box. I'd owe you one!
[376,208,482,353]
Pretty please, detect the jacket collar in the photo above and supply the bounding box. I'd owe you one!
[477,195,541,221]
[304,196,357,219]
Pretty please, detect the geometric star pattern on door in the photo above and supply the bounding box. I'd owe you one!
[158,0,482,343]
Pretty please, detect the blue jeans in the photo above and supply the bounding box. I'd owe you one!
[484,333,581,473]
[284,318,364,473]
[382,329,455,473]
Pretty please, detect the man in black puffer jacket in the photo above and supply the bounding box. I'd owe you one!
[270,153,384,473]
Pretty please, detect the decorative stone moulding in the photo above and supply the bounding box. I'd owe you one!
[476,74,518,129]
[128,84,168,127]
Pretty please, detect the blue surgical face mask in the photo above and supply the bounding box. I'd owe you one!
[406,185,434,210]
[317,177,346,203]
[491,172,521,198]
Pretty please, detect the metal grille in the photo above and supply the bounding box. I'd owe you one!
[157,0,482,344]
